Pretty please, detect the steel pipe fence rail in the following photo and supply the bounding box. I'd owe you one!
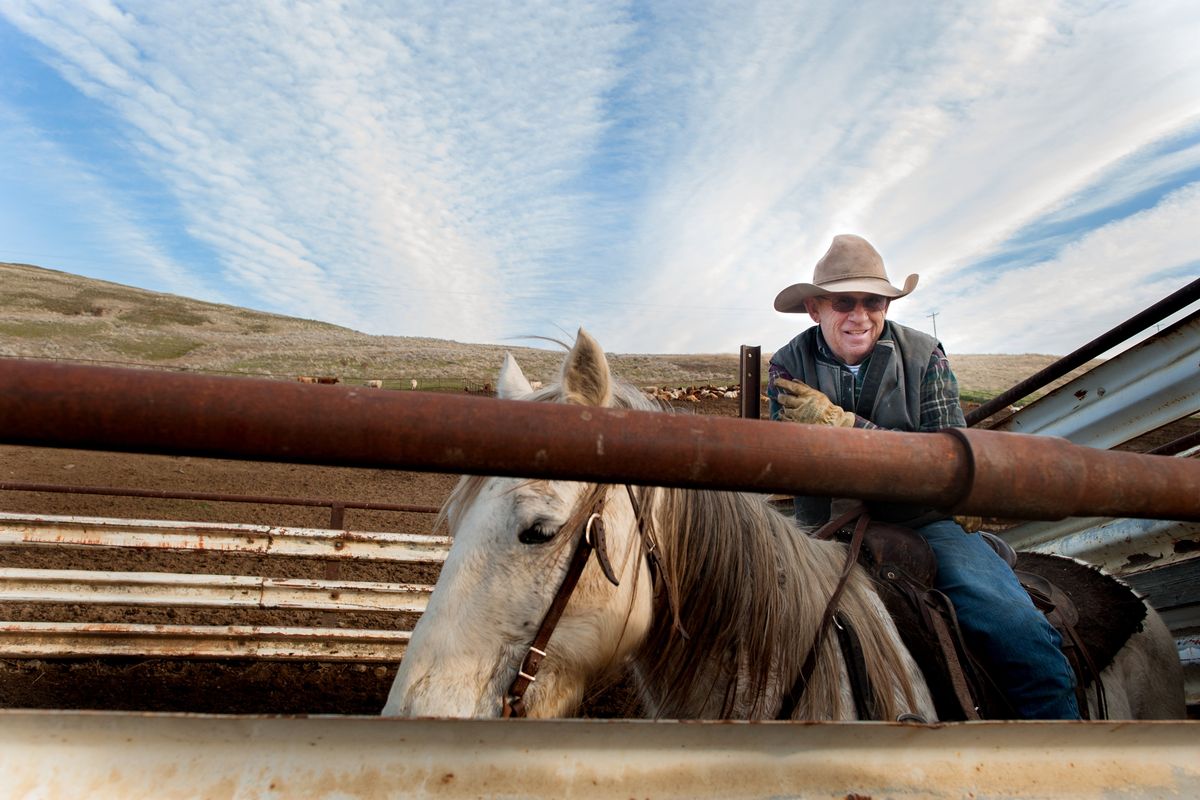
[3,359,1200,522]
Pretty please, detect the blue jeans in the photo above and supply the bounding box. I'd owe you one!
[918,519,1081,720]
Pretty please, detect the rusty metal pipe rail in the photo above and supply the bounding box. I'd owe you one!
[0,481,438,529]
[2,360,1199,521]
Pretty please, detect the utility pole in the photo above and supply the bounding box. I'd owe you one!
[927,311,939,339]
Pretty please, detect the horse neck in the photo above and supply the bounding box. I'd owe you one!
[631,487,847,716]
[632,486,926,720]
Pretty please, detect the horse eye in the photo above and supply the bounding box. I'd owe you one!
[518,523,557,545]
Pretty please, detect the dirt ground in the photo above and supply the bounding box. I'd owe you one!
[1,395,1195,717]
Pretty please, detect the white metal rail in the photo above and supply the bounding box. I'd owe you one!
[0,621,409,661]
[0,568,431,612]
[0,511,451,562]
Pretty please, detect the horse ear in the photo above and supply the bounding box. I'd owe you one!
[498,352,534,399]
[560,328,613,407]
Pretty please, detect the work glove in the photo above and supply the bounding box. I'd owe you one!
[953,515,984,533]
[775,378,856,428]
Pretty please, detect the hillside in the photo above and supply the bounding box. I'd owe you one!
[0,262,1097,397]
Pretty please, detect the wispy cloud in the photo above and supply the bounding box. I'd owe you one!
[3,0,633,341]
[0,99,217,300]
[930,181,1200,355]
[1,1,1197,355]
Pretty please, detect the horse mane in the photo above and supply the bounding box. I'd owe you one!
[636,485,924,720]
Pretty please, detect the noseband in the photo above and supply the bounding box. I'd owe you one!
[502,485,663,718]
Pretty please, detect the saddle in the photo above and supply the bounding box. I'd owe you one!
[816,510,1146,721]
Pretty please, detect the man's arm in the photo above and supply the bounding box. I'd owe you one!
[918,347,966,431]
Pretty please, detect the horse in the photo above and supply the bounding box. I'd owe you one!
[383,329,1185,721]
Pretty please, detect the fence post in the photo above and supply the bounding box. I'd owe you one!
[739,346,761,420]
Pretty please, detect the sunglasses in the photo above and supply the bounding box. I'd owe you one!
[821,294,888,313]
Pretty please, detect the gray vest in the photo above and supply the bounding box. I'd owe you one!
[770,321,941,525]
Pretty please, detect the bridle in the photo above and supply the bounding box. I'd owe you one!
[500,484,871,721]
[501,485,664,718]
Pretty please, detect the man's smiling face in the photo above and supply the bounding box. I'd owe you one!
[804,292,890,366]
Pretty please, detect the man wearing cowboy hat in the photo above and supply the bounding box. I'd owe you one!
[768,234,1080,720]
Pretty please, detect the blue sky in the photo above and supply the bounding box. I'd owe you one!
[2,1,1198,356]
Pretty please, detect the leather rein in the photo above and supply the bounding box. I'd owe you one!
[502,485,662,718]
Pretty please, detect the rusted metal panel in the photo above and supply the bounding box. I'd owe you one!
[0,567,432,612]
[0,512,451,563]
[0,621,409,661]
[3,360,1200,521]
[0,713,1195,799]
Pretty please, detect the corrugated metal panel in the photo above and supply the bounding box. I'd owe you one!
[0,712,1195,799]
[1004,517,1200,577]
[990,313,1200,448]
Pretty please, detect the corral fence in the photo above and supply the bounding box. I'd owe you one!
[0,281,1198,798]
[0,511,444,662]
[0,484,443,666]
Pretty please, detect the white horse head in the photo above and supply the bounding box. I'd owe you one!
[383,330,656,717]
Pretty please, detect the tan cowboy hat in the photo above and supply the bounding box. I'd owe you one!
[773,234,919,313]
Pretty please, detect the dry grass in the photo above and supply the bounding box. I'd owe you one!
[0,261,1096,397]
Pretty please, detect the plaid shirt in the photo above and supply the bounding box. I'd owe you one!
[768,331,966,431]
